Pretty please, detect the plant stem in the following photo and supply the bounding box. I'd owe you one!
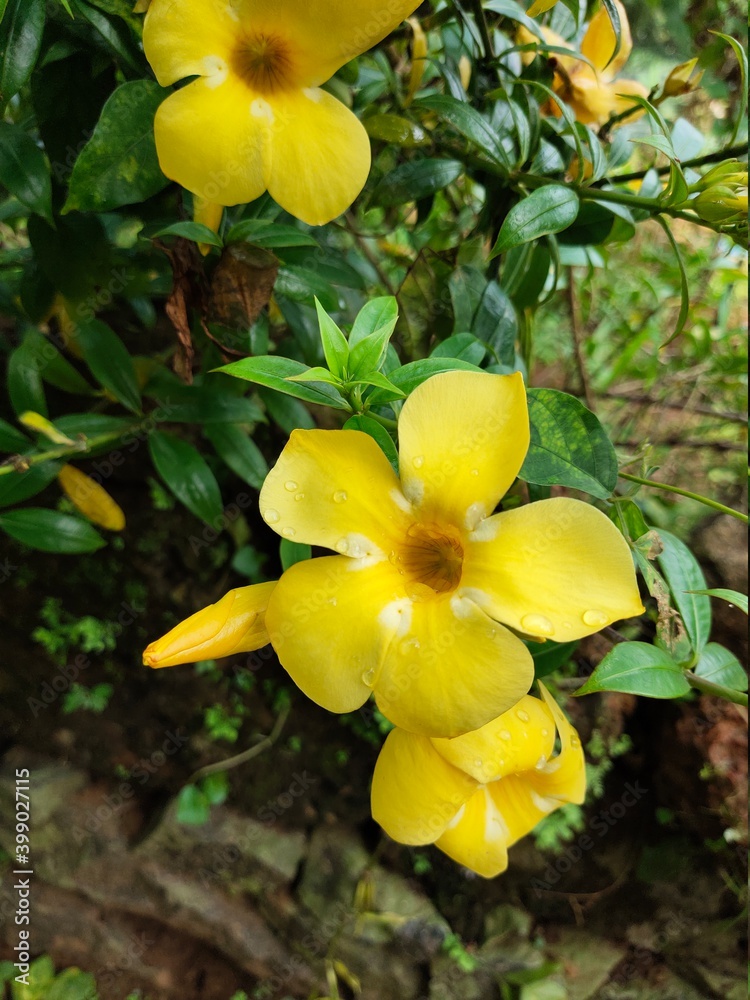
[364,409,399,431]
[566,269,595,411]
[619,472,748,524]
[686,672,748,707]
[185,704,291,785]
[469,0,494,61]
[613,143,749,184]
[0,430,135,477]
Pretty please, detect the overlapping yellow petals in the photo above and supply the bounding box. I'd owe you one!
[580,0,632,77]
[460,497,644,642]
[143,582,276,669]
[398,370,529,531]
[372,685,586,878]
[260,429,411,557]
[143,0,421,221]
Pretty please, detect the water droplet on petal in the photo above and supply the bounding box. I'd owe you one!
[361,668,375,686]
[582,609,609,629]
[516,709,530,723]
[328,597,338,606]
[521,613,555,637]
[264,509,280,524]
[535,754,548,770]
[474,758,484,769]
[499,729,512,741]
[413,455,425,469]
[284,481,298,492]
[333,490,348,503]
[570,735,581,749]
[335,539,349,554]
[541,728,550,738]
[282,527,296,539]
[470,468,479,476]
[294,492,305,501]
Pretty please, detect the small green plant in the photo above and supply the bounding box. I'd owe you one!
[62,682,113,715]
[32,598,119,664]
[204,703,244,744]
[442,932,479,974]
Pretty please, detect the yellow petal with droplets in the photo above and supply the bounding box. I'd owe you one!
[58,465,125,531]
[371,728,476,845]
[435,786,511,878]
[398,371,529,531]
[461,497,644,642]
[143,582,276,669]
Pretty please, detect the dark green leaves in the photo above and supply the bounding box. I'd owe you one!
[520,389,618,499]
[205,424,268,490]
[149,221,224,248]
[657,529,711,656]
[491,186,580,257]
[77,320,141,413]
[0,507,106,553]
[371,159,463,207]
[148,431,223,525]
[694,643,747,692]
[0,0,45,107]
[416,94,508,167]
[0,121,52,220]
[577,642,692,698]
[65,80,170,213]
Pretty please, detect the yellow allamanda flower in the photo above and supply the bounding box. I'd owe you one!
[519,0,648,126]
[142,0,421,227]
[259,371,643,739]
[371,683,585,878]
[143,581,276,668]
[58,465,126,532]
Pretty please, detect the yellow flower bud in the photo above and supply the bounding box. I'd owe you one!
[18,412,76,446]
[405,17,428,107]
[143,582,277,669]
[662,58,703,98]
[193,195,224,257]
[459,54,472,93]
[694,184,748,223]
[58,465,126,531]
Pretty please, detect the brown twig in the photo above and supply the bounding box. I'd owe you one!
[185,703,291,786]
[603,391,747,425]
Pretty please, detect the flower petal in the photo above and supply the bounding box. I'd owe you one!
[461,498,644,642]
[371,728,476,845]
[143,582,276,668]
[431,694,557,784]
[253,0,422,85]
[568,75,649,126]
[260,429,411,556]
[581,0,632,79]
[144,0,237,87]
[435,786,511,878]
[398,371,529,531]
[262,88,371,226]
[266,555,406,713]
[375,594,534,739]
[154,77,266,205]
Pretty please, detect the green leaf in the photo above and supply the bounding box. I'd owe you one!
[176,784,210,825]
[205,423,269,490]
[693,642,747,692]
[258,387,315,432]
[45,968,99,1000]
[0,0,44,106]
[219,355,349,409]
[363,113,431,148]
[149,220,224,248]
[687,589,747,615]
[576,642,691,698]
[370,158,463,207]
[431,333,486,366]
[366,357,484,406]
[348,298,399,375]
[20,328,94,397]
[7,339,47,417]
[656,529,711,656]
[529,639,579,679]
[711,32,748,145]
[356,371,406,396]
[0,507,106,553]
[416,94,508,167]
[0,461,61,508]
[225,219,318,247]
[491,186,580,257]
[654,215,690,345]
[599,0,622,69]
[343,414,399,472]
[77,319,142,413]
[148,431,223,525]
[520,388,618,500]
[280,538,312,571]
[64,80,170,213]
[0,121,52,220]
[315,298,349,378]
[473,281,517,367]
[69,0,141,72]
[0,418,29,452]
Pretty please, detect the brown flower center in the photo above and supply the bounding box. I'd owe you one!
[394,523,464,597]
[232,34,294,94]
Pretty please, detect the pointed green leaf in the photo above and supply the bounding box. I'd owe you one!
[693,642,747,692]
[577,642,691,698]
[0,121,51,220]
[314,298,349,378]
[0,507,106,553]
[77,320,142,413]
[491,186,580,257]
[148,430,223,525]
[657,529,711,656]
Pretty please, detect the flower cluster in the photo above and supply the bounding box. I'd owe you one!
[144,371,643,875]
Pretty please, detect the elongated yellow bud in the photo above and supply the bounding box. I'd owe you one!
[143,582,277,669]
[406,17,428,107]
[193,195,224,256]
[58,465,126,531]
[19,411,76,446]
[662,58,703,98]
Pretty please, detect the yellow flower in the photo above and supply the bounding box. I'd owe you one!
[143,0,421,226]
[143,582,276,668]
[259,371,643,738]
[519,0,648,126]
[58,465,126,531]
[662,57,703,99]
[371,683,586,878]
